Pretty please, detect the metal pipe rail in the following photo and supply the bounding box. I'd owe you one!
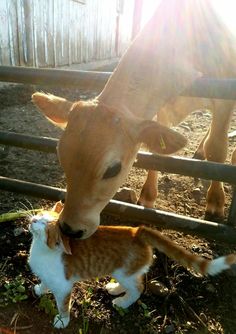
[0,131,58,153]
[1,66,236,238]
[1,66,236,99]
[1,175,236,244]
[1,130,236,184]
[0,66,110,90]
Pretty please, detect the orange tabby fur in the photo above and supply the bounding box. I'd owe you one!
[47,222,236,281]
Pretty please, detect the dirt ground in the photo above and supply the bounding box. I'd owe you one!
[0,84,236,334]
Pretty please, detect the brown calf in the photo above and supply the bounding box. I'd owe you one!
[33,0,236,237]
[32,96,186,238]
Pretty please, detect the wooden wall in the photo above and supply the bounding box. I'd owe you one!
[0,0,134,67]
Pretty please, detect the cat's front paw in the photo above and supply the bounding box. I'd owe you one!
[53,314,70,329]
[112,296,134,309]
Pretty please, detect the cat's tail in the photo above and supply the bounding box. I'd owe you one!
[137,226,236,276]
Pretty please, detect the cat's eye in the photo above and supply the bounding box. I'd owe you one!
[102,161,122,179]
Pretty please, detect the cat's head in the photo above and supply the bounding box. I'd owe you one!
[29,202,72,254]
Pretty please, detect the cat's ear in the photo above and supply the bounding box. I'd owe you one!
[60,234,72,255]
[52,201,64,214]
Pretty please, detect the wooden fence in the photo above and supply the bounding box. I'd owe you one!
[0,0,134,67]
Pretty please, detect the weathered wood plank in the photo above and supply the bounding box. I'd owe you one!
[0,0,134,67]
[0,0,11,65]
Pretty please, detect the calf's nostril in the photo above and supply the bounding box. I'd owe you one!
[59,222,84,239]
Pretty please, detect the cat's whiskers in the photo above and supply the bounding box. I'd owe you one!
[19,201,31,212]
[19,200,39,219]
[25,199,35,213]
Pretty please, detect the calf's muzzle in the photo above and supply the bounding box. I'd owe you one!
[59,221,85,239]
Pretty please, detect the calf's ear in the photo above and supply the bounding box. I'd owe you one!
[32,92,73,129]
[137,120,187,154]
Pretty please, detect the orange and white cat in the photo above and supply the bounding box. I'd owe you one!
[28,203,236,329]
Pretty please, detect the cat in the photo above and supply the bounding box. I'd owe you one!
[28,202,236,329]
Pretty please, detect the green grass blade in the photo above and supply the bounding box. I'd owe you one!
[0,209,42,223]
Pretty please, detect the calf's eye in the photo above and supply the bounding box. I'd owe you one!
[102,162,122,179]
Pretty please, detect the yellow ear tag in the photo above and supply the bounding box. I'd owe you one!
[160,135,166,150]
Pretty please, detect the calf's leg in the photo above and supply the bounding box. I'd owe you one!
[204,100,234,218]
[137,170,158,208]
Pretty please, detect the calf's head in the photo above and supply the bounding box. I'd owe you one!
[32,92,187,239]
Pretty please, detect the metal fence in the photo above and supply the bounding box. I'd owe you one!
[1,65,236,244]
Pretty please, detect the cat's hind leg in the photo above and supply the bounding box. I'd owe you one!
[53,289,72,329]
[112,268,147,309]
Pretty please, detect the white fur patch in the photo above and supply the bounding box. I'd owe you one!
[28,232,72,296]
[28,213,75,328]
[207,256,229,276]
[111,265,149,309]
[29,212,57,237]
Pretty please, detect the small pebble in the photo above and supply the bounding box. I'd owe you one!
[113,187,137,204]
[148,280,169,297]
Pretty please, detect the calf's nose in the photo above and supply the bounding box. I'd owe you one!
[59,221,84,239]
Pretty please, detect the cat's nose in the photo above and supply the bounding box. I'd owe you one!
[59,222,84,239]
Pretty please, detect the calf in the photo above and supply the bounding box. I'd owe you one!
[33,0,236,237]
[32,96,186,238]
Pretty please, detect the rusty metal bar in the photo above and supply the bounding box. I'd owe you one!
[0,176,65,201]
[0,131,58,153]
[106,200,236,244]
[0,66,110,90]
[1,130,236,184]
[1,66,236,99]
[1,176,236,244]
[134,152,236,185]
